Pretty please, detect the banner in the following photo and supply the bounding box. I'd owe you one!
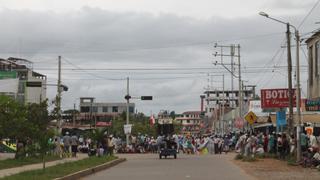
[276,111,286,126]
[305,98,320,111]
[124,124,132,135]
[0,78,19,93]
[261,88,296,108]
[235,117,244,129]
[0,71,17,79]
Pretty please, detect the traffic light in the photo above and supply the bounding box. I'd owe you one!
[141,96,153,100]
[124,95,131,100]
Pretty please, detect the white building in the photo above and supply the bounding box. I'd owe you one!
[0,57,46,104]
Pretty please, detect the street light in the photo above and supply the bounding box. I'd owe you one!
[259,11,302,161]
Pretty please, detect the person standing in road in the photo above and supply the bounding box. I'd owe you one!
[71,133,79,157]
[63,132,71,157]
[300,132,308,152]
[107,135,114,156]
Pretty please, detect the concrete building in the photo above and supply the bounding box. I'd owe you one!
[75,97,135,127]
[202,88,255,133]
[176,111,202,135]
[0,57,46,104]
[306,30,320,99]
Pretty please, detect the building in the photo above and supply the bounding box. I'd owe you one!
[202,88,255,133]
[0,57,46,104]
[306,30,320,99]
[175,111,202,135]
[74,97,135,127]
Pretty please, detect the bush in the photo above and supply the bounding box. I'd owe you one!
[242,156,257,162]
[287,156,298,166]
[235,154,243,160]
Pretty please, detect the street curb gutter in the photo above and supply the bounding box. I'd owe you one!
[54,158,126,180]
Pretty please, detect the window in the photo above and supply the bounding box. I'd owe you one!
[92,106,98,112]
[112,106,118,113]
[18,81,25,93]
[102,106,108,112]
[81,106,90,112]
[187,120,190,123]
[316,41,320,76]
[309,45,313,85]
[129,106,134,113]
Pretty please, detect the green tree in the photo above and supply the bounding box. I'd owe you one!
[88,128,109,148]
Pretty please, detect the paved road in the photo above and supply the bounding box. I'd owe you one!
[83,153,254,180]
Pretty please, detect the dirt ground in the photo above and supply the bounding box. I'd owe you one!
[230,154,320,180]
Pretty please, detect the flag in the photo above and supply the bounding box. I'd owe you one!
[149,114,155,126]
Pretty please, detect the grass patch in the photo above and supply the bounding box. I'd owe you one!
[242,156,257,162]
[234,154,257,162]
[0,155,61,170]
[286,156,298,166]
[234,154,243,160]
[0,155,117,180]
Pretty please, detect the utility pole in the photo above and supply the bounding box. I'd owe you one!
[57,56,62,133]
[237,44,242,124]
[126,77,130,147]
[286,23,294,136]
[295,29,302,162]
[231,46,235,108]
[214,44,242,130]
[222,74,225,133]
[73,103,76,127]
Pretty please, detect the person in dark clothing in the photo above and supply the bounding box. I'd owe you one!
[280,134,289,160]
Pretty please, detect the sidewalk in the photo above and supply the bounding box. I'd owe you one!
[230,153,320,180]
[0,153,88,178]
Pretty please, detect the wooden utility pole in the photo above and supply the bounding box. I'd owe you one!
[57,56,62,132]
[286,23,294,135]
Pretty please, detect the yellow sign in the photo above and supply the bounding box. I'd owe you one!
[245,111,258,125]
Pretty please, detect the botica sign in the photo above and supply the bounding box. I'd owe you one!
[261,88,296,108]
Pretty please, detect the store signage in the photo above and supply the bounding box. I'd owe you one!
[261,88,296,108]
[305,98,320,111]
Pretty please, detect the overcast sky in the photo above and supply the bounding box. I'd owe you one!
[0,0,319,114]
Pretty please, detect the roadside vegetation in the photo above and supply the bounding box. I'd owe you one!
[0,155,117,180]
[0,155,61,170]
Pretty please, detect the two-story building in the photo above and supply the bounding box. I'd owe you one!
[73,97,135,128]
[0,57,46,104]
[306,30,320,99]
[176,111,202,135]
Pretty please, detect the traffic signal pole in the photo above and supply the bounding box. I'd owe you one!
[126,77,130,147]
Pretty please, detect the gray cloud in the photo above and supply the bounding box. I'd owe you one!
[0,6,318,113]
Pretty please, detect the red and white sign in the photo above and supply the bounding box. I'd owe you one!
[96,121,112,127]
[149,114,155,126]
[235,117,244,129]
[261,88,296,108]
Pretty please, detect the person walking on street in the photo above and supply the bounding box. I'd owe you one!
[71,133,79,157]
[107,135,114,156]
[63,132,71,157]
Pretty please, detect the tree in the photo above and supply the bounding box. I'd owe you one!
[88,128,109,148]
[0,95,28,158]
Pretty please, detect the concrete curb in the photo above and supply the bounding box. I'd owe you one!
[54,158,126,180]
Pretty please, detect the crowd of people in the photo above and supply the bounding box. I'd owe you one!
[48,129,320,169]
[234,131,320,168]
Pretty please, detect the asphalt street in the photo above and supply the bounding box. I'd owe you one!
[82,153,253,180]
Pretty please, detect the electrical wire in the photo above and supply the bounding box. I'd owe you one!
[298,0,320,29]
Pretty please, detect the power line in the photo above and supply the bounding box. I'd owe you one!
[62,57,125,81]
[298,0,320,29]
[0,32,284,54]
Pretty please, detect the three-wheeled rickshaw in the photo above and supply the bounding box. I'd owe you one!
[157,112,177,159]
